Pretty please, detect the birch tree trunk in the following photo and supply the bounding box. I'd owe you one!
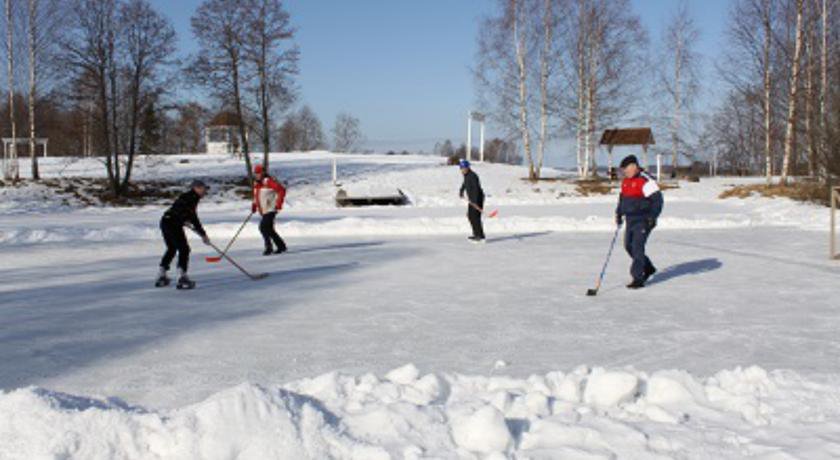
[819,0,828,177]
[536,0,552,179]
[575,0,587,178]
[584,16,601,178]
[672,33,681,178]
[231,52,252,178]
[763,0,774,184]
[27,0,37,179]
[780,0,804,184]
[584,67,596,176]
[5,0,18,181]
[805,6,816,177]
[512,0,535,180]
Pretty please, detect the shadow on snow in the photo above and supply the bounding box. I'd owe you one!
[0,242,408,391]
[647,258,723,286]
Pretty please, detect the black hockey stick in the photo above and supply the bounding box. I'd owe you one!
[206,212,253,263]
[586,224,622,296]
[207,241,269,280]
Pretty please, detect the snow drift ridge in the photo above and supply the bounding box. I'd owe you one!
[3,364,840,459]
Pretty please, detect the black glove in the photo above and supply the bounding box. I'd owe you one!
[646,218,657,231]
[615,215,623,226]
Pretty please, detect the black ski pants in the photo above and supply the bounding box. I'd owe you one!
[160,215,190,272]
[468,205,485,239]
[624,219,655,282]
[259,212,287,252]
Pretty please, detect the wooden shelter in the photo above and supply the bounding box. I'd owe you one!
[206,111,248,156]
[599,128,656,180]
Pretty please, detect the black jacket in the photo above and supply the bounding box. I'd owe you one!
[163,190,206,236]
[459,170,485,206]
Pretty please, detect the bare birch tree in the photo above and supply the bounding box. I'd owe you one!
[722,0,779,182]
[804,0,818,177]
[64,0,120,190]
[660,1,700,178]
[26,0,35,178]
[63,0,174,196]
[476,0,557,181]
[22,0,64,180]
[118,0,176,191]
[512,0,536,180]
[190,0,254,178]
[536,0,550,177]
[4,0,18,180]
[332,112,363,153]
[763,0,776,182]
[780,0,804,184]
[241,0,298,170]
[818,0,830,177]
[566,0,647,177]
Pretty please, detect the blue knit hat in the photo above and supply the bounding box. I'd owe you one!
[458,159,471,169]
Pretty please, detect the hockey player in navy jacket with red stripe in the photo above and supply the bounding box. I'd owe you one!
[615,155,664,289]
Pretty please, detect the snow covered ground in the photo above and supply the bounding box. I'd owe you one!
[1,153,839,458]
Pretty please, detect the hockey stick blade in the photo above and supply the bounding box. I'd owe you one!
[252,273,269,280]
[488,209,499,218]
[205,212,254,265]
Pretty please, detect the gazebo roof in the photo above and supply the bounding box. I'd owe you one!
[207,111,242,127]
[599,128,655,146]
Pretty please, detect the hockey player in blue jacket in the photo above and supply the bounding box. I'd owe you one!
[615,155,664,289]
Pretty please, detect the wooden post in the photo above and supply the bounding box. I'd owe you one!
[642,143,649,170]
[479,121,485,163]
[832,186,839,260]
[607,144,614,183]
[466,114,472,162]
[656,153,662,182]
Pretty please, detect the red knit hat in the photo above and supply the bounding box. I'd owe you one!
[254,164,264,175]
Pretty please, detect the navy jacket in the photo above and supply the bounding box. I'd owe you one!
[459,170,485,206]
[616,170,664,222]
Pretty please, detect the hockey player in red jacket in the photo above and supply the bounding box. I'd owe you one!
[252,164,287,255]
[615,155,664,289]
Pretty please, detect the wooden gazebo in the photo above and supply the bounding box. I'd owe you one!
[205,111,248,156]
[599,128,656,180]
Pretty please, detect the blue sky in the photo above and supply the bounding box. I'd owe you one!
[150,0,731,164]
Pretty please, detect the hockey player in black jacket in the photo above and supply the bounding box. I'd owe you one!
[459,160,486,242]
[156,180,211,289]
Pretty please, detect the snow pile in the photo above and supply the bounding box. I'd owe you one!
[4,364,840,459]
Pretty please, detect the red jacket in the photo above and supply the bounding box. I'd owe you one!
[617,170,663,220]
[252,176,286,215]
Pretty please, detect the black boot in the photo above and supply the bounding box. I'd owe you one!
[155,268,170,288]
[626,279,645,289]
[263,248,273,256]
[176,273,196,290]
[643,264,657,283]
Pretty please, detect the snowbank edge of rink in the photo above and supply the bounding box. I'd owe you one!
[3,364,840,459]
[0,205,826,247]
